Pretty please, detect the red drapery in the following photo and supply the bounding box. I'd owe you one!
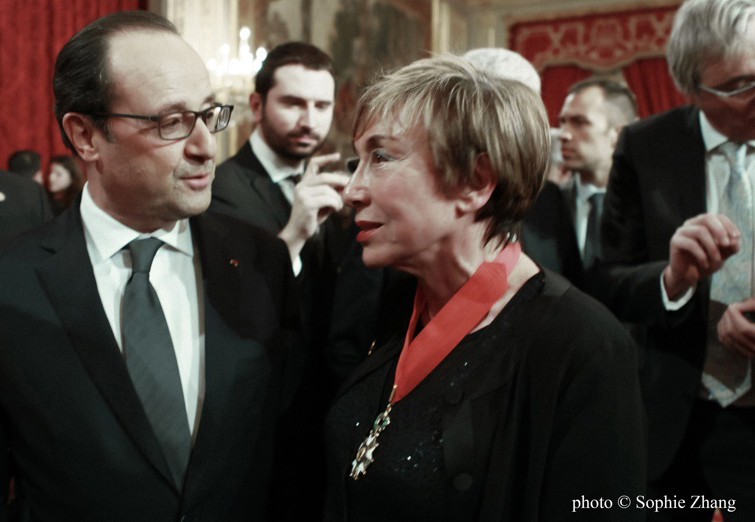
[509,4,688,126]
[0,0,147,173]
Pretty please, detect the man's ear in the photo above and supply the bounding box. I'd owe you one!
[249,92,263,124]
[457,152,496,214]
[62,113,100,162]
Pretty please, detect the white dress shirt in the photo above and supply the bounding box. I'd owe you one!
[250,128,305,275]
[80,184,205,437]
[250,128,305,205]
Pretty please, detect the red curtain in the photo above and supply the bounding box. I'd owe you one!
[622,56,688,119]
[540,65,593,124]
[509,4,687,126]
[0,0,147,173]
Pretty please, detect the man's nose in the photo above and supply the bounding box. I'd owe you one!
[185,118,216,161]
[299,105,315,127]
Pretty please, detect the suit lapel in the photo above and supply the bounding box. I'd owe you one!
[234,143,291,229]
[190,216,241,450]
[676,107,708,219]
[186,214,280,492]
[561,177,578,226]
[35,210,176,489]
[673,107,710,307]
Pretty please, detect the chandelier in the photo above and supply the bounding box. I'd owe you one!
[206,27,267,125]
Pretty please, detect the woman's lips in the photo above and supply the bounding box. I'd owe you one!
[355,220,382,243]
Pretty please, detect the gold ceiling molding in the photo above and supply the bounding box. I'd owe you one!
[504,0,682,26]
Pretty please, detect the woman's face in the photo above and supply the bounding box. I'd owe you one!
[344,118,461,273]
[48,163,72,193]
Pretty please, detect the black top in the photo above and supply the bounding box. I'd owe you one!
[327,275,544,521]
[324,270,647,522]
[340,272,543,522]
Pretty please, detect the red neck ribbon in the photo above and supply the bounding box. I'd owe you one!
[392,242,521,404]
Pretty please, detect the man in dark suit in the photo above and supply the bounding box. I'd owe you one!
[557,79,637,286]
[211,42,380,383]
[210,41,382,518]
[0,11,301,521]
[600,0,755,519]
[520,179,583,283]
[0,170,52,244]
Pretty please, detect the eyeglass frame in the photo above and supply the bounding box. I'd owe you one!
[346,157,359,174]
[90,104,235,140]
[697,81,755,98]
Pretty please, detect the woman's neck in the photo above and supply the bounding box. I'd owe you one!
[415,237,508,319]
[417,243,539,329]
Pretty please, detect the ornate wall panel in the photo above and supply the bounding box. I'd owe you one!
[509,5,677,71]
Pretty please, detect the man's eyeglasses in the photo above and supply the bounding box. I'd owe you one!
[697,81,755,98]
[92,104,234,140]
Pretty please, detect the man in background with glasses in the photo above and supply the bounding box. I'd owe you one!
[600,0,755,519]
[0,11,302,521]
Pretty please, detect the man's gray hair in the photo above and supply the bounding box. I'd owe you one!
[667,0,755,95]
[463,48,541,94]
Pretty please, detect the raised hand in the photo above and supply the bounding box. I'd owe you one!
[662,213,740,300]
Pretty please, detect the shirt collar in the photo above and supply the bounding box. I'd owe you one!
[80,182,194,265]
[250,128,305,183]
[574,174,605,204]
[699,111,755,152]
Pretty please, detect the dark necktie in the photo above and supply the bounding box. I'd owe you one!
[583,192,604,269]
[122,238,191,488]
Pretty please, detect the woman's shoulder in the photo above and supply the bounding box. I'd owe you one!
[537,270,628,333]
[522,269,637,366]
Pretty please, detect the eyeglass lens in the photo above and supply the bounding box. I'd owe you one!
[159,106,231,139]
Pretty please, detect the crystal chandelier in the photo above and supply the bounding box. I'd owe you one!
[206,27,267,125]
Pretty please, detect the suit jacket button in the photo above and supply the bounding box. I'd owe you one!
[453,473,473,491]
[445,387,463,405]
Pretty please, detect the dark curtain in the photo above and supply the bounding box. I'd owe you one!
[0,0,147,173]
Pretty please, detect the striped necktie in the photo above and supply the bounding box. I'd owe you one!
[703,142,753,406]
[122,237,192,487]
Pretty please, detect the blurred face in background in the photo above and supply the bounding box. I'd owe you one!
[48,162,72,193]
[558,86,618,187]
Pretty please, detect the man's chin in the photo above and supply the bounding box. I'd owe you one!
[561,159,581,170]
[176,190,212,218]
[284,142,324,160]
